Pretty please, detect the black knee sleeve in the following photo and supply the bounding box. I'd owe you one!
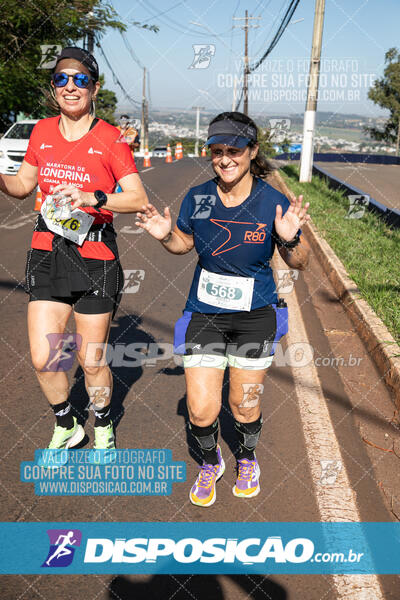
[234,415,263,460]
[189,420,219,465]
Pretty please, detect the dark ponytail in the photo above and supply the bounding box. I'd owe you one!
[209,111,274,179]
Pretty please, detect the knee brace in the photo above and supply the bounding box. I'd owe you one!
[189,419,219,451]
[234,415,263,457]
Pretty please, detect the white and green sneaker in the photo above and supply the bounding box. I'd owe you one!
[89,421,116,464]
[37,416,85,468]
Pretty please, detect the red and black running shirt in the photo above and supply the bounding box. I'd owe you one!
[24,116,138,259]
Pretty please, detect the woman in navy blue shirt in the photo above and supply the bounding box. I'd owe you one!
[136,112,311,507]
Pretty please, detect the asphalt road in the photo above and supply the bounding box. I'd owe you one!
[0,157,399,599]
[315,161,400,211]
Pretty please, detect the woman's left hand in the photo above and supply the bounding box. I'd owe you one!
[52,183,96,211]
[274,195,311,242]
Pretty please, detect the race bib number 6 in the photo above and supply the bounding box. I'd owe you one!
[197,268,254,311]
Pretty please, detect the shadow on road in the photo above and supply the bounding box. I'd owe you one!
[108,574,287,600]
[270,361,397,432]
[0,278,25,292]
[69,314,154,434]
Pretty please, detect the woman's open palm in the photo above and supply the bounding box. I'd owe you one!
[274,195,310,241]
[135,203,172,240]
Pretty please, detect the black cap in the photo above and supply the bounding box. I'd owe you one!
[54,47,99,81]
[205,119,257,148]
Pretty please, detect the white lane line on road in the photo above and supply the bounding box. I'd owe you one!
[273,253,384,599]
[140,167,155,172]
[0,212,37,229]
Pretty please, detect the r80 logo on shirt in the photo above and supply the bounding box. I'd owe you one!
[209,220,268,256]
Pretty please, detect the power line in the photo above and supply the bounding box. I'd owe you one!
[233,0,300,111]
[227,0,242,74]
[249,0,301,72]
[139,1,184,25]
[119,32,152,112]
[249,0,274,57]
[234,84,244,111]
[96,38,141,108]
[233,11,261,115]
[140,0,238,38]
[120,31,144,69]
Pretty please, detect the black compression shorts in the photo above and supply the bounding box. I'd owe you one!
[174,303,289,368]
[25,248,122,315]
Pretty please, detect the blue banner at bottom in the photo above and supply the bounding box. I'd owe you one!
[0,522,399,574]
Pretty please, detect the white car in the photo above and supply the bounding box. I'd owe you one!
[0,119,38,175]
[152,146,168,158]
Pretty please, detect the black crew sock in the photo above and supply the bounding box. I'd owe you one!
[51,400,74,429]
[234,415,263,461]
[189,420,219,465]
[93,404,111,427]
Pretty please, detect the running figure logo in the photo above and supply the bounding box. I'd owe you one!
[192,195,216,219]
[42,529,82,568]
[346,194,369,219]
[319,460,342,485]
[39,45,62,69]
[42,334,82,372]
[87,386,111,411]
[188,45,216,69]
[268,118,291,141]
[239,384,264,408]
[276,269,299,293]
[122,269,145,293]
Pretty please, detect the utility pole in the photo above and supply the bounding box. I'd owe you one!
[192,106,204,156]
[144,93,149,150]
[140,67,148,153]
[86,11,95,54]
[299,0,326,182]
[244,10,249,115]
[233,11,260,115]
[232,76,237,111]
[87,31,94,54]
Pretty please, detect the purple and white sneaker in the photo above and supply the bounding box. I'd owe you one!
[232,455,260,498]
[189,445,225,507]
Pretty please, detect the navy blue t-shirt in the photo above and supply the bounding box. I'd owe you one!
[176,176,292,313]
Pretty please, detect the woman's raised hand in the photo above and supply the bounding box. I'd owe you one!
[135,203,172,240]
[274,195,310,242]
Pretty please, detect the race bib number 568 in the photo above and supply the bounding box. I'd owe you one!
[197,268,254,311]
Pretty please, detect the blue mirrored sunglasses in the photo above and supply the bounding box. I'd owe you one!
[52,72,91,88]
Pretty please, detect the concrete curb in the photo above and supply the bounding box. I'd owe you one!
[303,221,400,408]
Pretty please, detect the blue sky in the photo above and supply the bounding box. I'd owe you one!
[95,0,398,118]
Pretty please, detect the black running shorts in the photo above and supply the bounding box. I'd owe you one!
[25,248,122,315]
[174,303,289,369]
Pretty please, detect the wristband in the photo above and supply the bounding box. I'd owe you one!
[275,230,301,249]
[94,190,107,210]
[161,231,173,244]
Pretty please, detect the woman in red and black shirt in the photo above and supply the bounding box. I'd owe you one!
[0,47,148,462]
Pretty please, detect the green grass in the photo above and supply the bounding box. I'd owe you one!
[281,165,400,345]
[291,124,367,142]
